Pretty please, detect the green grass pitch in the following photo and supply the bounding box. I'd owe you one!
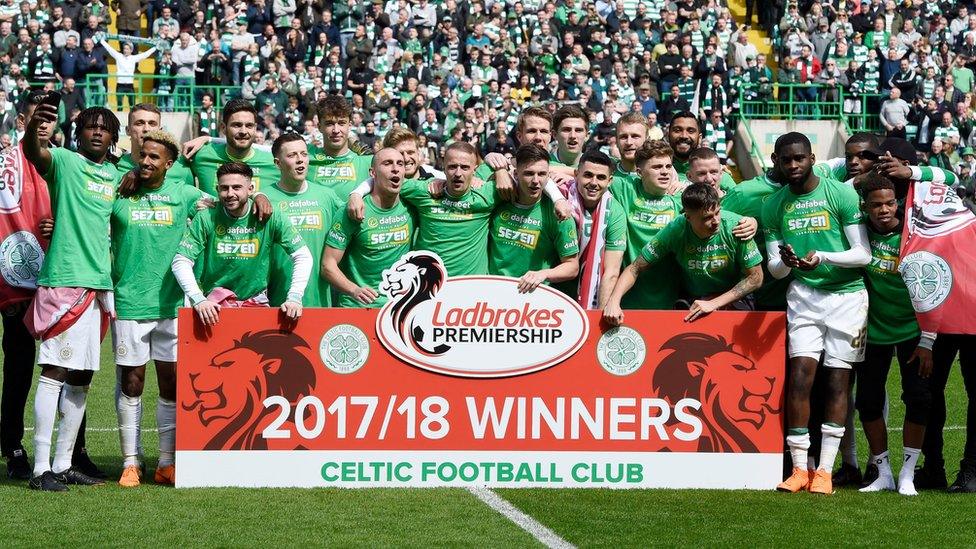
[0,335,973,547]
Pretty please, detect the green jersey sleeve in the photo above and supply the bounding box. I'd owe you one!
[760,197,783,243]
[178,210,212,260]
[555,215,580,258]
[272,214,305,254]
[737,235,763,270]
[325,211,358,251]
[835,184,863,226]
[605,198,627,252]
[640,217,680,264]
[398,179,429,203]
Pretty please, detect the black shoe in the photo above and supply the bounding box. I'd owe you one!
[72,449,107,479]
[832,462,862,487]
[53,467,105,486]
[858,462,880,489]
[28,471,68,492]
[6,449,31,480]
[947,461,976,493]
[914,465,948,490]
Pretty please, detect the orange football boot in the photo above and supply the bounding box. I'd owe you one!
[776,467,810,493]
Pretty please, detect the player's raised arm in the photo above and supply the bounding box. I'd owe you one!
[22,100,57,176]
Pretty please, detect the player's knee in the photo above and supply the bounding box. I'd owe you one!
[903,387,932,425]
[156,361,177,401]
[39,365,69,383]
[66,369,94,386]
[120,367,146,397]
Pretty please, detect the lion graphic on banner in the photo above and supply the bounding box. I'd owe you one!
[380,251,450,356]
[652,333,782,453]
[182,330,317,450]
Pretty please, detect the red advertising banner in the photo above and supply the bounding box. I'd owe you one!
[176,294,786,489]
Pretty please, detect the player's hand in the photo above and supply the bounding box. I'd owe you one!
[252,193,272,221]
[911,346,934,378]
[428,178,445,197]
[347,193,365,222]
[195,195,216,210]
[492,173,513,200]
[182,136,210,159]
[351,285,379,305]
[603,301,624,326]
[28,103,57,128]
[553,198,573,220]
[779,244,800,268]
[280,300,303,320]
[193,300,220,326]
[38,217,54,239]
[116,168,139,198]
[550,171,574,187]
[517,270,547,293]
[732,216,758,240]
[484,152,509,171]
[797,250,821,271]
[874,151,912,180]
[685,299,717,322]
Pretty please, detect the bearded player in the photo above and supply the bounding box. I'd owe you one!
[111,130,210,487]
[22,104,122,491]
[762,132,871,495]
[171,162,312,325]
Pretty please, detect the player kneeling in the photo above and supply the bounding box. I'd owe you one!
[603,182,763,325]
[172,162,312,325]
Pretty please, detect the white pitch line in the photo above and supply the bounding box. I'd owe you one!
[467,487,575,549]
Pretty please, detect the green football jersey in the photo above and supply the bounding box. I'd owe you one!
[39,148,120,289]
[190,143,279,196]
[399,178,500,276]
[111,178,204,319]
[761,177,865,293]
[864,228,919,345]
[812,158,848,182]
[722,173,790,310]
[610,174,683,309]
[325,194,415,308]
[641,211,762,298]
[308,146,373,198]
[488,197,579,278]
[117,153,196,187]
[262,182,341,307]
[551,197,628,300]
[177,201,304,300]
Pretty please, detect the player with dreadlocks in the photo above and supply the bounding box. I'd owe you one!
[21,104,122,491]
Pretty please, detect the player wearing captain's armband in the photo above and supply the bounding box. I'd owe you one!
[854,175,934,497]
[171,162,313,326]
[603,182,763,326]
[489,144,579,293]
[262,133,341,307]
[108,130,207,488]
[762,133,872,496]
[323,148,416,308]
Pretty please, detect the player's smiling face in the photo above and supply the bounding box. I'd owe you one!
[575,161,612,207]
[668,117,700,159]
[443,149,477,197]
[372,148,405,194]
[515,159,549,204]
[274,140,309,182]
[845,141,878,178]
[689,157,723,192]
[393,139,420,178]
[224,112,257,151]
[615,123,647,162]
[217,174,253,215]
[137,140,174,185]
[556,118,586,156]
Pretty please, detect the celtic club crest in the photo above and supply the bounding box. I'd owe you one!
[900,251,953,313]
[596,326,646,376]
[319,324,370,374]
[0,231,44,289]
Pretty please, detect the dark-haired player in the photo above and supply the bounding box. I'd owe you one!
[110,130,209,487]
[763,132,871,495]
[855,174,934,496]
[489,144,579,292]
[307,95,374,196]
[22,105,122,491]
[668,111,735,193]
[263,133,341,307]
[603,182,763,325]
[171,162,312,325]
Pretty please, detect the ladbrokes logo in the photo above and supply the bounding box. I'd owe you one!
[376,251,589,377]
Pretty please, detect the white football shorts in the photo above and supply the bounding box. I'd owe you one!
[111,318,178,366]
[786,281,868,369]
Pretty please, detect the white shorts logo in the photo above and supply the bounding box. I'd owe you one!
[900,251,953,313]
[319,324,370,374]
[596,326,646,376]
[0,231,44,289]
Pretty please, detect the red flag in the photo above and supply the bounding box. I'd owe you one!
[900,179,976,334]
[0,144,51,309]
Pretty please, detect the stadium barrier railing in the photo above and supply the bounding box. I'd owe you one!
[81,74,243,113]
